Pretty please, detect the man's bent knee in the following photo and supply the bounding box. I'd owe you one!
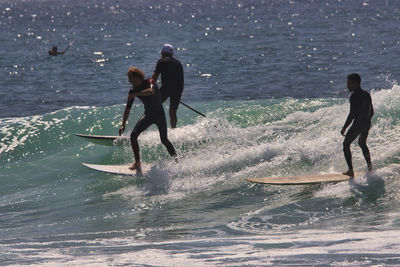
[358,138,367,148]
[130,133,139,143]
[343,141,351,149]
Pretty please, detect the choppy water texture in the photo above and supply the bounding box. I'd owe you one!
[1,0,400,266]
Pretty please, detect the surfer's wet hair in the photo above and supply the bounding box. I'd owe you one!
[127,67,145,80]
[347,73,361,85]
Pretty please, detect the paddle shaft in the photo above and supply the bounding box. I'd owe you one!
[180,101,206,117]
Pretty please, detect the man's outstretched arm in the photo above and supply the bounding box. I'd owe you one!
[119,105,132,136]
[119,107,131,136]
[119,94,135,136]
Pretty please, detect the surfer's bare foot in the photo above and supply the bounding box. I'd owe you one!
[368,165,373,172]
[129,162,141,170]
[174,156,179,163]
[343,170,354,177]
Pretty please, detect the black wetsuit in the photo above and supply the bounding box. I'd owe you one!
[342,87,374,170]
[154,56,184,110]
[127,79,176,157]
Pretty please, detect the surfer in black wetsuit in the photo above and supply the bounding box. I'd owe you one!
[341,73,374,177]
[152,44,184,128]
[48,45,70,56]
[119,67,177,170]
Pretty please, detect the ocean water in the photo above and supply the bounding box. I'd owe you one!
[1,0,400,266]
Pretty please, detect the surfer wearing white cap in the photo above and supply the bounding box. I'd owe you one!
[152,44,184,128]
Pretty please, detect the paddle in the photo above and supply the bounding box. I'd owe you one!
[63,39,75,53]
[180,101,206,117]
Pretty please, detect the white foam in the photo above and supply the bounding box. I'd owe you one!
[0,106,93,156]
[3,229,400,266]
[110,84,400,204]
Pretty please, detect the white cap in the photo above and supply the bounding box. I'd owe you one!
[161,44,174,55]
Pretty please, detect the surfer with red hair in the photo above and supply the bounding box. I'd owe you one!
[119,67,177,170]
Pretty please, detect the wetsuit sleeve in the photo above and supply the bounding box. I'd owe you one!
[126,97,134,109]
[359,92,373,122]
[179,62,184,90]
[126,89,135,109]
[154,59,163,75]
[369,95,374,119]
[343,96,355,130]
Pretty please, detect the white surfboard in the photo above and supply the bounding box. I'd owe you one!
[75,133,128,146]
[82,162,152,176]
[246,172,363,185]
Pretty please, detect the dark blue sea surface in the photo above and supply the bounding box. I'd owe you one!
[1,0,400,266]
[1,0,400,117]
